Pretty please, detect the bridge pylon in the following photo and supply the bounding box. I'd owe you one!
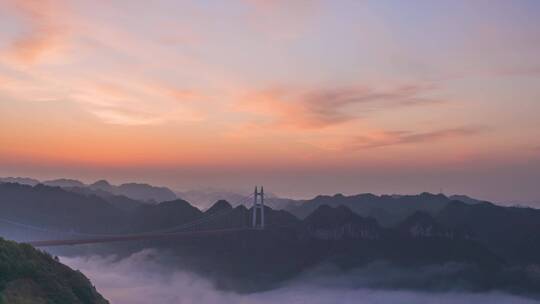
[252,186,265,229]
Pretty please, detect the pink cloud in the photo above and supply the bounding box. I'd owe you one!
[349,126,485,150]
[238,84,443,129]
[2,0,69,65]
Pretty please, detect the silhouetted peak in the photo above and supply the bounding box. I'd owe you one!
[43,178,85,188]
[91,180,112,188]
[448,195,488,205]
[309,204,354,215]
[305,204,373,229]
[355,193,379,199]
[116,183,177,203]
[312,194,332,201]
[158,199,194,209]
[0,176,40,186]
[119,182,166,189]
[417,192,446,199]
[206,200,233,215]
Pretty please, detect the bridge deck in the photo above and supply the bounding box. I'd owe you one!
[25,227,253,247]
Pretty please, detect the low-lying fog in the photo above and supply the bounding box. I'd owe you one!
[61,249,537,304]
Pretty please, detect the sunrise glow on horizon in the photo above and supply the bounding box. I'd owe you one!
[1,0,539,202]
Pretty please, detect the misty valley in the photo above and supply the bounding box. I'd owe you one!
[2,0,540,302]
[1,179,540,303]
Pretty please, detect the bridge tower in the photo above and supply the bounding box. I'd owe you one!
[252,186,265,229]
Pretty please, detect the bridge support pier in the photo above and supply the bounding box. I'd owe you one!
[252,186,265,229]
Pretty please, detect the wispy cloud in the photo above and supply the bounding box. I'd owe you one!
[0,1,216,126]
[349,126,485,150]
[70,80,206,125]
[2,0,69,65]
[238,84,443,129]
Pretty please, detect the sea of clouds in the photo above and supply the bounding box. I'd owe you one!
[61,249,538,304]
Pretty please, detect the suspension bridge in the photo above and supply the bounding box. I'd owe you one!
[1,186,275,248]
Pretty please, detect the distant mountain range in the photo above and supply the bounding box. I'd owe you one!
[88,180,177,203]
[286,192,487,227]
[0,176,298,210]
[0,177,40,185]
[0,177,177,203]
[175,188,298,210]
[1,180,540,295]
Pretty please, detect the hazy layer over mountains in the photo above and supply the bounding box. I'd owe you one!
[0,176,298,210]
[0,176,500,212]
[0,177,176,203]
[2,178,540,297]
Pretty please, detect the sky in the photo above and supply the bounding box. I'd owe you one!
[1,0,539,203]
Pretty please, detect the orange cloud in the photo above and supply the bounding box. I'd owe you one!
[2,0,69,65]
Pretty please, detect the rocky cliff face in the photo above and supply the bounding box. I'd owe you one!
[398,211,460,239]
[304,205,381,240]
[308,222,381,240]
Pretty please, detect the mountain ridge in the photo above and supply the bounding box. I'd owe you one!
[2,182,540,294]
[0,177,177,203]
